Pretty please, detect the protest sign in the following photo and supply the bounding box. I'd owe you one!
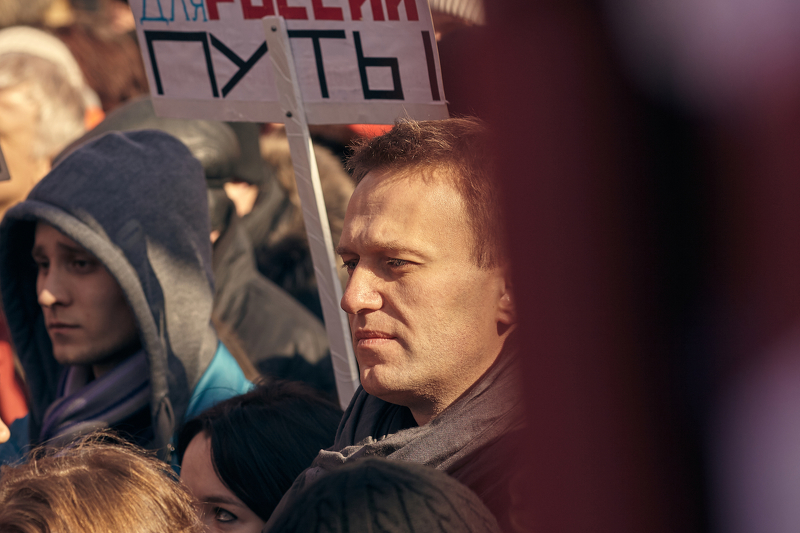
[130,0,448,124]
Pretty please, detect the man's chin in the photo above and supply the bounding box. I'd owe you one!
[52,348,86,366]
[360,369,388,396]
[360,369,408,405]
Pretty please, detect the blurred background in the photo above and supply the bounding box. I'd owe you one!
[477,1,800,532]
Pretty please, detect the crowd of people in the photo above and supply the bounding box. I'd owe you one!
[0,0,526,531]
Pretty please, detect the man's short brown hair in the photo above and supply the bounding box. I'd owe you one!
[347,116,506,269]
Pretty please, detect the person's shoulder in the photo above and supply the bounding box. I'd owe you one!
[184,342,254,421]
[0,415,31,466]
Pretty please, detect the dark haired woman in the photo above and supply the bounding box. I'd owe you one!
[177,380,342,533]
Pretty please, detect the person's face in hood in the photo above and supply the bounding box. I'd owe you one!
[32,222,139,376]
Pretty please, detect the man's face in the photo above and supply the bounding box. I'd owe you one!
[32,223,139,369]
[337,170,512,420]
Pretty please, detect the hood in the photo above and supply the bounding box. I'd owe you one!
[0,130,218,451]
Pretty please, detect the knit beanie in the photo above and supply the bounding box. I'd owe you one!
[267,458,501,533]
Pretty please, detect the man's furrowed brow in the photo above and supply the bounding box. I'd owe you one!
[339,238,428,258]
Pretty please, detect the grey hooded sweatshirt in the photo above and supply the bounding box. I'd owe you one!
[0,130,251,464]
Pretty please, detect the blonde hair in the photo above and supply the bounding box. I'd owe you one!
[0,433,202,533]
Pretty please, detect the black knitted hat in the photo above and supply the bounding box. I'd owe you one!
[268,458,501,533]
[53,96,274,188]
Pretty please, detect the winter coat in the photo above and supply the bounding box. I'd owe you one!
[211,209,334,395]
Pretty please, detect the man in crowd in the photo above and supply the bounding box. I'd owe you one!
[0,130,251,465]
[266,117,524,530]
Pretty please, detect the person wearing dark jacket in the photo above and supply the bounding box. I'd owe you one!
[207,191,334,394]
[0,130,252,466]
[264,117,525,532]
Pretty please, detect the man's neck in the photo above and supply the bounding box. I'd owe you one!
[408,328,515,426]
[91,341,142,380]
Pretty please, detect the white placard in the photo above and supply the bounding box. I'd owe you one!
[130,0,449,124]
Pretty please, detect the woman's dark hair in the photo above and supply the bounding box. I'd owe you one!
[176,380,343,521]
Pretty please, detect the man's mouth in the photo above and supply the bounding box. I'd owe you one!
[353,330,396,346]
[47,322,79,332]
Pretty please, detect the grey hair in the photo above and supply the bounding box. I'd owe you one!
[0,52,85,161]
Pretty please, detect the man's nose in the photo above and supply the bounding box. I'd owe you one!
[341,266,382,315]
[38,289,58,307]
[37,272,68,308]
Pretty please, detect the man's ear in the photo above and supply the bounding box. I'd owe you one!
[496,270,516,326]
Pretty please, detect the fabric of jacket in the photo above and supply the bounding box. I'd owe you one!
[264,335,526,531]
[211,209,335,395]
[0,130,251,465]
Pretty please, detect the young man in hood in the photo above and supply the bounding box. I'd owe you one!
[0,130,252,465]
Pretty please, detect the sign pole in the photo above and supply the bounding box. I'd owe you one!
[264,15,360,410]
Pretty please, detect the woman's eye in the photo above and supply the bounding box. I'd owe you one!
[214,507,238,523]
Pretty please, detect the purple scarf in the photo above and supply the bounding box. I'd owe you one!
[39,350,151,448]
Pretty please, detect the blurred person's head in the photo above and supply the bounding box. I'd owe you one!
[0,433,202,533]
[268,457,502,533]
[53,22,149,112]
[0,52,85,218]
[339,117,514,424]
[177,381,343,532]
[0,0,54,28]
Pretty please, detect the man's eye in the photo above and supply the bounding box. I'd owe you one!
[70,259,96,273]
[342,259,358,273]
[214,507,237,523]
[387,258,410,268]
[34,260,49,271]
